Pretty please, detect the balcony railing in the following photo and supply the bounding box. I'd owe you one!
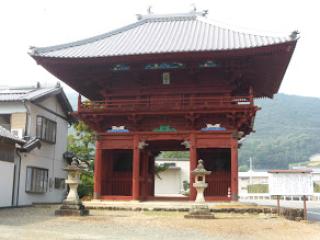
[78,95,253,113]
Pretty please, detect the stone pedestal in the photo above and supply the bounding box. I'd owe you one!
[55,161,89,216]
[185,204,215,219]
[55,202,89,216]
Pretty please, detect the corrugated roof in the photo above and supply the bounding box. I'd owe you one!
[30,12,298,58]
[0,125,25,144]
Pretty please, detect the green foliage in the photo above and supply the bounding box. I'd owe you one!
[183,180,190,191]
[247,184,269,193]
[314,183,320,193]
[68,121,95,162]
[239,94,320,170]
[78,172,94,198]
[154,163,169,179]
[68,121,95,198]
[159,151,189,159]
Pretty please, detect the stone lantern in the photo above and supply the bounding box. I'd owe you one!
[55,159,89,216]
[185,159,214,219]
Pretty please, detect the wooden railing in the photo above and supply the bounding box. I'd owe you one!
[78,95,253,113]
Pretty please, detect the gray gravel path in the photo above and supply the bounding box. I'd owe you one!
[0,206,319,240]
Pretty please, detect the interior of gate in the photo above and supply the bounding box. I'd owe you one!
[100,140,231,201]
[197,148,231,199]
[100,149,155,198]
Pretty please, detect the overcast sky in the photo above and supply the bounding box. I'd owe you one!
[0,0,318,98]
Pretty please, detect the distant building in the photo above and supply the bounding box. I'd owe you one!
[238,170,269,195]
[0,83,74,206]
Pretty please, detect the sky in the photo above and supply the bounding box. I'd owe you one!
[0,0,319,98]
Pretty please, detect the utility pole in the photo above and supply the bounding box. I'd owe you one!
[249,157,253,185]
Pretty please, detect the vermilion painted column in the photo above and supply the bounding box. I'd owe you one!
[94,140,102,199]
[189,133,197,200]
[141,150,149,200]
[231,138,239,201]
[132,135,140,200]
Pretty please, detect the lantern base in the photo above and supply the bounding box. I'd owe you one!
[55,202,89,216]
[184,204,215,219]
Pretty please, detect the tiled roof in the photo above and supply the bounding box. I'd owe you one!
[0,125,25,144]
[0,87,60,102]
[0,84,75,123]
[30,12,298,58]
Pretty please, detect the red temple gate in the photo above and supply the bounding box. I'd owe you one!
[30,11,298,201]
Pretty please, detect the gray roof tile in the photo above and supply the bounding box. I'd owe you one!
[0,87,59,102]
[31,12,297,59]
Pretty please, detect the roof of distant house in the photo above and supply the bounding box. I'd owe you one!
[0,125,25,144]
[0,82,75,123]
[268,169,312,174]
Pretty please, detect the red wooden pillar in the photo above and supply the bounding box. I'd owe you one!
[94,140,102,199]
[231,138,238,201]
[132,135,140,200]
[149,154,155,197]
[141,150,149,200]
[189,133,197,200]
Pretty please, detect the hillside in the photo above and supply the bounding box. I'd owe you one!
[66,93,320,170]
[239,94,320,170]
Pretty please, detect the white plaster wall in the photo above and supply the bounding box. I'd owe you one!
[155,160,190,195]
[155,169,181,195]
[17,96,68,205]
[0,161,14,207]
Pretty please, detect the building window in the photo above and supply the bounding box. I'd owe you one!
[0,142,14,162]
[36,116,57,143]
[25,167,48,193]
[54,178,66,189]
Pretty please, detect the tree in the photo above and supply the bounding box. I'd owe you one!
[67,121,95,198]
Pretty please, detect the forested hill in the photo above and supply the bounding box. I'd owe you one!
[239,94,320,170]
[66,92,320,170]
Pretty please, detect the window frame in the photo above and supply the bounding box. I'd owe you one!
[36,115,57,144]
[25,166,49,194]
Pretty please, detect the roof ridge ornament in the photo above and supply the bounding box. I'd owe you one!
[190,3,197,13]
[147,5,153,14]
[290,30,300,40]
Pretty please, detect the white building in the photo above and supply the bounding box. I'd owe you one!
[238,170,269,195]
[0,83,74,206]
[155,158,190,196]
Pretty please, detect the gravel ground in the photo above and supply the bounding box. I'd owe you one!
[0,206,320,240]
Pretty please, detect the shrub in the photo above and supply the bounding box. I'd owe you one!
[247,184,269,193]
[314,183,320,193]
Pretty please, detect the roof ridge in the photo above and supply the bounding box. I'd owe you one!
[31,12,203,56]
[31,19,149,55]
[30,12,299,58]
[136,11,203,21]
